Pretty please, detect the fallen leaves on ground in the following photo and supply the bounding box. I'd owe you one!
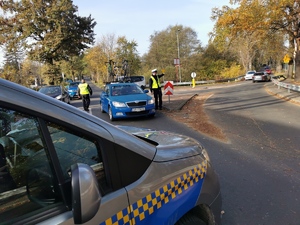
[164,93,227,142]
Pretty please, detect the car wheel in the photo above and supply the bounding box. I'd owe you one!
[148,113,155,118]
[175,214,206,225]
[108,107,114,121]
[100,101,105,113]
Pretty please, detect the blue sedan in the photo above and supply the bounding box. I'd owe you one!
[100,83,155,121]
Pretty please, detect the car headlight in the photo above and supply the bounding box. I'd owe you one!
[148,99,154,104]
[56,95,62,100]
[201,148,210,162]
[112,101,126,107]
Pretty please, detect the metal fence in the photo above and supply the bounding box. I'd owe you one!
[272,79,300,93]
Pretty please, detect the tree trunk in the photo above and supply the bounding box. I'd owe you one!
[294,50,300,82]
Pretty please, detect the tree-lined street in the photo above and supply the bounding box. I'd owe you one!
[76,80,300,225]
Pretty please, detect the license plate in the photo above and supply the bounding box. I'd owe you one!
[132,107,145,112]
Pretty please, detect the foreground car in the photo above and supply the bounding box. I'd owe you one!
[0,78,222,225]
[100,82,155,121]
[67,81,80,99]
[244,71,256,80]
[252,72,271,82]
[38,85,70,103]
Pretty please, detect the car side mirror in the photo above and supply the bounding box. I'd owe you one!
[144,89,149,93]
[71,163,101,224]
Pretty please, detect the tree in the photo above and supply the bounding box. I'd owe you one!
[60,55,85,81]
[210,0,295,78]
[145,25,201,82]
[115,36,141,77]
[84,34,118,83]
[0,0,96,84]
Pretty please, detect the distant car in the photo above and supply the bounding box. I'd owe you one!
[125,75,146,88]
[116,76,146,89]
[38,85,70,103]
[0,78,222,225]
[100,82,155,121]
[252,72,271,82]
[67,82,80,100]
[244,71,256,80]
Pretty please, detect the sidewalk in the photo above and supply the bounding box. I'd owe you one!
[162,81,300,111]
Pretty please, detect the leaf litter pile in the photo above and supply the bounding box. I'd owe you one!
[164,93,227,142]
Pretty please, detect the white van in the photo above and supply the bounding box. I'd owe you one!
[124,75,146,87]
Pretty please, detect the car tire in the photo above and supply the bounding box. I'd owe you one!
[148,113,155,118]
[100,102,105,113]
[108,107,114,121]
[175,214,206,225]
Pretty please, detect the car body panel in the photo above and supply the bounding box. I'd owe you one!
[100,83,155,120]
[252,72,271,82]
[0,78,221,225]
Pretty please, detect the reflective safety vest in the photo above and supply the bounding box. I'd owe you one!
[151,76,161,88]
[78,83,90,95]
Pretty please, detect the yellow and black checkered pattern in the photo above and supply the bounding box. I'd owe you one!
[100,161,207,225]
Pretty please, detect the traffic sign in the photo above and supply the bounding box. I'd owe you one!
[164,81,174,95]
[191,72,196,78]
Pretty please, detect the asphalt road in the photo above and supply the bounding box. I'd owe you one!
[71,80,300,225]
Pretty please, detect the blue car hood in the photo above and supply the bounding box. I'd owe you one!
[68,87,77,91]
[111,94,151,101]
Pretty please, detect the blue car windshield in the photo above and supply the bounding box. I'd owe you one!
[69,82,80,87]
[111,85,144,96]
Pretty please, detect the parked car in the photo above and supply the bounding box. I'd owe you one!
[264,68,272,74]
[244,71,256,80]
[0,78,222,225]
[67,81,81,100]
[38,85,70,103]
[252,71,271,82]
[116,75,146,89]
[100,82,155,121]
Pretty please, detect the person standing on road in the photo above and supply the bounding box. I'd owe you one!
[78,79,93,111]
[149,69,164,110]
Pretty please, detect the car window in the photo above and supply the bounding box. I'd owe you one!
[105,86,110,95]
[120,85,144,95]
[45,121,110,195]
[0,108,64,225]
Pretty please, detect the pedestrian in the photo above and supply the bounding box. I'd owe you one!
[78,79,93,111]
[149,68,164,110]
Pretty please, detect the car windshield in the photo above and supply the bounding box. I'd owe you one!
[39,86,61,95]
[111,85,144,96]
[69,83,79,87]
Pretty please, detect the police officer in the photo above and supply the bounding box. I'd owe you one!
[78,79,93,111]
[149,69,164,110]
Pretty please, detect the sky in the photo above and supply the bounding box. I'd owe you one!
[73,0,227,55]
[0,0,229,65]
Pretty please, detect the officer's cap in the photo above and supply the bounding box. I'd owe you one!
[152,69,157,73]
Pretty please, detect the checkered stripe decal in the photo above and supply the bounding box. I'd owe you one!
[100,161,207,225]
